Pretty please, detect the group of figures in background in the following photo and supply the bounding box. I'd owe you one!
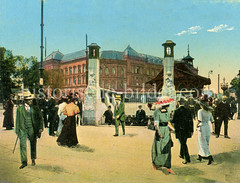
[151,94,237,174]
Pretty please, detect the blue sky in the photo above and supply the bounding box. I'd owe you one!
[1,0,240,92]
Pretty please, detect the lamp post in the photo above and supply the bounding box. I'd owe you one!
[39,0,44,92]
[221,77,228,96]
[208,70,213,91]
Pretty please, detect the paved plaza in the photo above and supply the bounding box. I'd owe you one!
[0,108,240,183]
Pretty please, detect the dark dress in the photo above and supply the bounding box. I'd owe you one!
[3,100,14,130]
[56,116,78,147]
[56,103,79,147]
[103,109,113,125]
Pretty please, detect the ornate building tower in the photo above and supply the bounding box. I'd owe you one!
[162,40,176,99]
[83,43,102,125]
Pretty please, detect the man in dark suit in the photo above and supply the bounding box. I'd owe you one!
[135,105,146,125]
[15,96,44,169]
[215,95,231,139]
[113,95,126,136]
[172,98,193,164]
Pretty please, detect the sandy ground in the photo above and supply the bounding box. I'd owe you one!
[1,108,240,183]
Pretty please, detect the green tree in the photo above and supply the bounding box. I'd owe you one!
[230,74,240,102]
[0,47,17,102]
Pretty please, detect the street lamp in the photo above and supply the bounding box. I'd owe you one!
[39,0,44,92]
[221,77,228,95]
[208,70,213,91]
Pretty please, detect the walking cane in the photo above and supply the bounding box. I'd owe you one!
[13,136,19,154]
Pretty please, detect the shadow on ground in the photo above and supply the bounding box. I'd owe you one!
[32,164,68,174]
[189,149,240,165]
[125,133,138,137]
[71,144,95,152]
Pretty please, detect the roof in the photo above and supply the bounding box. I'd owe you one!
[45,51,64,61]
[62,50,86,61]
[44,45,163,64]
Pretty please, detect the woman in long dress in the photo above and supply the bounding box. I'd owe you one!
[3,99,14,130]
[152,97,175,174]
[57,98,80,147]
[196,97,214,165]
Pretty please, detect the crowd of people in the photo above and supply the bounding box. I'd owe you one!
[1,92,238,173]
[151,94,237,174]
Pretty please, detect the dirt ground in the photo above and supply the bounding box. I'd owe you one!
[1,109,240,183]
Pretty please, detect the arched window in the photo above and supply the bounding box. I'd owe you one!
[73,66,77,74]
[78,76,81,84]
[105,67,109,75]
[69,67,72,75]
[112,67,116,75]
[65,68,68,75]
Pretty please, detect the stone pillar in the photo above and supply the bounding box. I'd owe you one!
[83,43,102,125]
[161,40,176,111]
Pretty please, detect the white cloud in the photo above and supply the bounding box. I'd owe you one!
[176,26,202,36]
[207,24,234,32]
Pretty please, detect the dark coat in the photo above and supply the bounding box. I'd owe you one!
[15,104,44,138]
[136,109,146,122]
[172,106,193,139]
[215,102,231,119]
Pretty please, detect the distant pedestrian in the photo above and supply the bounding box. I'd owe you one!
[172,99,193,164]
[187,96,196,120]
[196,97,214,165]
[152,97,175,174]
[103,105,113,125]
[47,95,57,136]
[215,95,231,139]
[56,98,67,136]
[15,96,44,169]
[3,98,14,130]
[230,98,237,120]
[113,95,126,136]
[57,97,80,147]
[135,105,146,125]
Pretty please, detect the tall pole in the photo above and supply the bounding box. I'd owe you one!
[218,74,220,94]
[85,34,88,85]
[45,37,47,59]
[39,0,44,89]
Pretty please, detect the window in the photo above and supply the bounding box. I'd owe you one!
[146,68,150,75]
[65,68,68,75]
[78,77,81,84]
[61,69,63,75]
[112,68,116,75]
[131,66,134,73]
[65,79,68,85]
[121,68,125,76]
[135,66,139,74]
[82,76,85,84]
[140,67,143,74]
[78,65,81,73]
[83,64,86,72]
[105,67,109,75]
[73,77,76,85]
[69,67,72,75]
[100,67,102,75]
[111,80,116,89]
[73,66,77,74]
[69,78,72,85]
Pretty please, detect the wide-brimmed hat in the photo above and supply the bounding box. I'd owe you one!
[24,94,34,100]
[115,94,121,101]
[154,96,175,107]
[198,99,213,112]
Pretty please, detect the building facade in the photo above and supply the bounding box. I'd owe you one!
[43,45,162,93]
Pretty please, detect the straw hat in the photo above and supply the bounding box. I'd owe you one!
[115,94,121,101]
[24,94,34,100]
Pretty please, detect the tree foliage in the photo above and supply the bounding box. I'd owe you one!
[0,47,17,102]
[230,76,240,102]
[44,68,64,91]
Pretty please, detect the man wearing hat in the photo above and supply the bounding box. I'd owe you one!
[113,95,126,136]
[215,95,231,139]
[172,98,193,164]
[15,95,44,169]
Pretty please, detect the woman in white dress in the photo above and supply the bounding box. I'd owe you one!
[196,97,214,165]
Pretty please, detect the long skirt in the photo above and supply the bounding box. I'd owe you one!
[152,126,172,169]
[197,124,211,157]
[56,116,78,147]
[3,110,14,130]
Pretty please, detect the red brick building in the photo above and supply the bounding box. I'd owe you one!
[43,45,163,92]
